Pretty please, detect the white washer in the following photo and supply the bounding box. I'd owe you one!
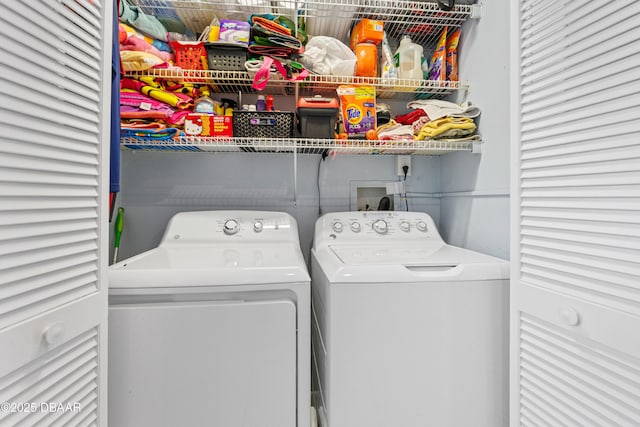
[108,211,310,427]
[311,211,509,427]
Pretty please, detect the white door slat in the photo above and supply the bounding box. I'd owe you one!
[0,39,98,95]
[0,94,100,134]
[0,15,99,82]
[1,241,97,274]
[522,217,640,238]
[521,1,638,71]
[0,253,98,290]
[521,376,602,426]
[0,263,97,301]
[0,229,97,259]
[0,65,99,113]
[5,2,100,59]
[521,198,640,211]
[521,121,640,150]
[521,207,640,225]
[0,219,97,242]
[522,57,640,115]
[61,0,102,26]
[0,121,99,151]
[0,140,98,166]
[0,198,98,212]
[521,363,629,426]
[0,209,98,227]
[0,79,100,124]
[0,168,98,187]
[521,322,640,384]
[40,0,101,50]
[522,143,640,166]
[0,182,98,198]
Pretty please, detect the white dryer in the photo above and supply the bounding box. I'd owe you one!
[311,211,509,427]
[108,211,310,427]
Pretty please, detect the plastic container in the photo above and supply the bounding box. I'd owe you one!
[394,35,423,89]
[233,111,294,138]
[297,96,340,139]
[355,43,378,77]
[349,18,384,50]
[171,41,208,70]
[256,95,267,112]
[205,42,247,71]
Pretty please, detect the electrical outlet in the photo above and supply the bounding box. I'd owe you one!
[397,155,411,176]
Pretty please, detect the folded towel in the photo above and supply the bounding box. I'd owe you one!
[415,117,477,140]
[406,100,480,121]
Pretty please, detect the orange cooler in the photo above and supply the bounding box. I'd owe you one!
[297,96,340,138]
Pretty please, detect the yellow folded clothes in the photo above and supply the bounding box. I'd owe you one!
[120,50,166,71]
[415,116,476,140]
[376,119,399,133]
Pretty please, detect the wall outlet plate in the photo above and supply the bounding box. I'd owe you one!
[397,155,411,176]
[350,180,396,211]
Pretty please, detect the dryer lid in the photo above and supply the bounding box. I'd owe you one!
[109,243,310,288]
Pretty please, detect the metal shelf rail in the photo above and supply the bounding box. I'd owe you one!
[120,136,480,155]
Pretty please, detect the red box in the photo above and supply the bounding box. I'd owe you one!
[185,114,233,137]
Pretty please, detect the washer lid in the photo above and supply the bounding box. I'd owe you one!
[329,243,446,265]
[109,243,310,288]
[314,243,509,283]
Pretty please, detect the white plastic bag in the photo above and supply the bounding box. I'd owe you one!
[300,36,356,76]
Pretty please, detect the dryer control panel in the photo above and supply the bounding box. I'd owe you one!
[160,210,301,244]
[314,211,443,249]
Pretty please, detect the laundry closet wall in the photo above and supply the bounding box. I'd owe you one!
[438,0,511,260]
[118,150,441,263]
[115,0,511,263]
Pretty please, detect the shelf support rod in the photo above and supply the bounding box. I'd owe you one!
[293,146,298,206]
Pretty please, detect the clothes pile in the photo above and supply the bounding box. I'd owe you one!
[376,100,481,142]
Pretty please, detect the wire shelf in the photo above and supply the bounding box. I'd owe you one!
[123,69,467,98]
[121,136,479,155]
[131,0,476,47]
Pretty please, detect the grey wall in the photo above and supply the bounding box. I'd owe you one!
[116,151,440,264]
[438,0,511,260]
[114,0,511,263]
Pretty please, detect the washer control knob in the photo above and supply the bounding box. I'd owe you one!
[253,221,264,233]
[399,221,411,232]
[351,222,361,233]
[332,221,344,233]
[372,219,389,234]
[416,221,428,232]
[223,219,240,235]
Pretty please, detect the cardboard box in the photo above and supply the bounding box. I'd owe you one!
[349,19,384,50]
[185,114,233,137]
[218,20,251,46]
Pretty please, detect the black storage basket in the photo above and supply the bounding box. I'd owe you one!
[205,43,247,71]
[233,111,295,138]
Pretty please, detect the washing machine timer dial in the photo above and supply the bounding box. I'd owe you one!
[372,219,389,234]
[223,219,240,235]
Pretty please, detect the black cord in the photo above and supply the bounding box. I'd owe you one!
[403,165,409,212]
[317,152,326,215]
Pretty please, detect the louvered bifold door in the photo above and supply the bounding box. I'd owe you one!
[0,1,111,425]
[510,1,640,426]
